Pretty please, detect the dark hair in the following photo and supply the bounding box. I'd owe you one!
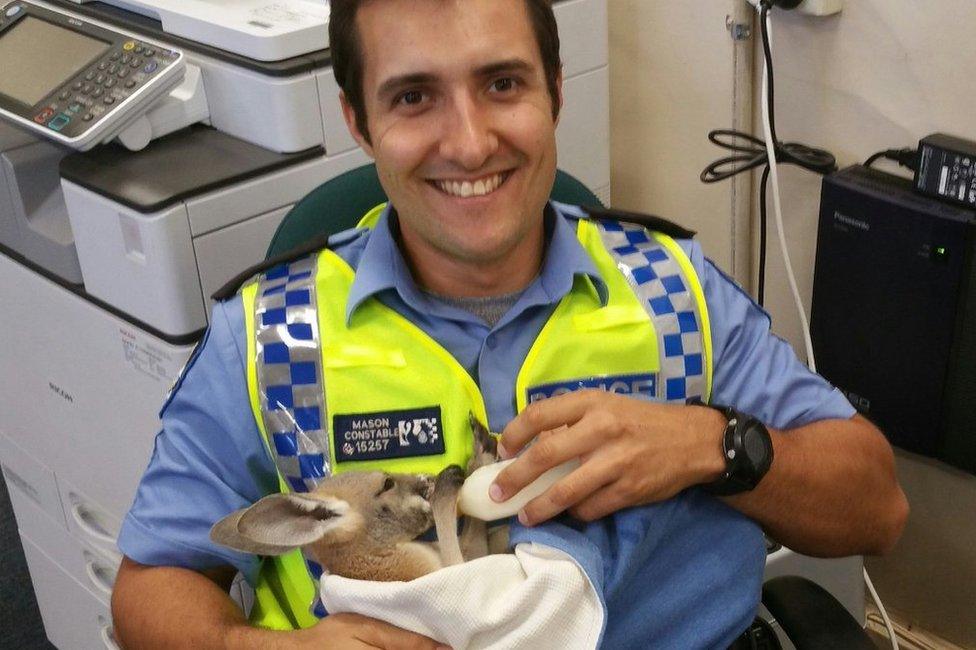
[329,0,562,144]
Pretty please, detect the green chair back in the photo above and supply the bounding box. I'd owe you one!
[265,163,603,259]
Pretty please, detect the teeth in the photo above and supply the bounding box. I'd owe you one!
[436,173,505,198]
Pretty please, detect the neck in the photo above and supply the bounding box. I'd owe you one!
[395,214,547,299]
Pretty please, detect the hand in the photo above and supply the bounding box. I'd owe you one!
[489,390,726,525]
[291,613,450,649]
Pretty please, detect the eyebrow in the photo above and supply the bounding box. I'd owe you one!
[375,58,536,100]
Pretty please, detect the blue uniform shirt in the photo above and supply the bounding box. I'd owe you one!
[118,202,854,646]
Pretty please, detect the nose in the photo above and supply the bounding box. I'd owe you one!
[439,92,498,171]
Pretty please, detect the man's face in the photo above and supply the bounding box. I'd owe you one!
[344,0,561,287]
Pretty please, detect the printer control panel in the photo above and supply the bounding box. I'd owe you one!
[0,1,184,149]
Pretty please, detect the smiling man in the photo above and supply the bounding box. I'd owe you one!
[110,0,908,648]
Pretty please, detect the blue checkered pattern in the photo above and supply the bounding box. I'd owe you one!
[253,253,335,620]
[253,254,331,495]
[306,558,328,618]
[596,220,706,403]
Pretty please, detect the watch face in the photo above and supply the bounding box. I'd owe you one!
[743,427,770,466]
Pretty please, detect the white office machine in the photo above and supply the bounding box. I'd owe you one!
[0,1,611,647]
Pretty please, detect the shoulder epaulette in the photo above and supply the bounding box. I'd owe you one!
[581,206,696,240]
[211,232,331,301]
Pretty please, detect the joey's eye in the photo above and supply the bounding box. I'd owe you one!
[378,476,396,495]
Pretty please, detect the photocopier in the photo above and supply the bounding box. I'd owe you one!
[0,1,859,648]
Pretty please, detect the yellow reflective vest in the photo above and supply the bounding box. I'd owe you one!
[239,205,713,629]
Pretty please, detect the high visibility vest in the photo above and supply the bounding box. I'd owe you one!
[239,205,713,629]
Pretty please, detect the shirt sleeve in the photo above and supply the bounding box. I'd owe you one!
[116,298,279,583]
[681,241,856,429]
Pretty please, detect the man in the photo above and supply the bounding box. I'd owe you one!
[111,0,908,647]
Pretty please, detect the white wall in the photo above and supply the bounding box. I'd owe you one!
[609,1,976,646]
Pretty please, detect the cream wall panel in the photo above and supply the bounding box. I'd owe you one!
[609,0,751,276]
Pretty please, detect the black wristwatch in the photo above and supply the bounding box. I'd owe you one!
[692,401,774,496]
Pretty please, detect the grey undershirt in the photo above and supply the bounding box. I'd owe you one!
[423,289,524,328]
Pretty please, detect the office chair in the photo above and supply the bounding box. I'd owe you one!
[264,164,877,650]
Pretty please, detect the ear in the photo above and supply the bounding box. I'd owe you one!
[339,90,375,157]
[210,494,358,556]
[553,68,564,127]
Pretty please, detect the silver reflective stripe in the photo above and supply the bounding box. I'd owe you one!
[253,253,331,493]
[596,220,706,403]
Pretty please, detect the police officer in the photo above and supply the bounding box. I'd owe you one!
[111,0,909,647]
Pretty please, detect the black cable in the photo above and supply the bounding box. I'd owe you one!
[863,147,918,171]
[758,166,769,305]
[701,1,837,307]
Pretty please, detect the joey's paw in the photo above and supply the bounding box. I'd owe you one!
[435,464,466,492]
[469,414,498,458]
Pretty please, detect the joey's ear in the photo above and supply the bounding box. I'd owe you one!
[210,494,358,555]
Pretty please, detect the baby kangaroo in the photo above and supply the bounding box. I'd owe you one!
[210,415,501,581]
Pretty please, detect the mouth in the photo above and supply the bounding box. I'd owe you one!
[428,170,512,199]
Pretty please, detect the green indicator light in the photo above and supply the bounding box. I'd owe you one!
[936,246,947,255]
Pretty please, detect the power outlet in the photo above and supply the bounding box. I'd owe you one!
[745,0,842,16]
[795,0,842,16]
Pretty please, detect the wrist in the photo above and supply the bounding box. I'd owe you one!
[223,623,293,650]
[687,405,729,484]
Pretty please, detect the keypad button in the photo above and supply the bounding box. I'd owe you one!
[48,114,70,131]
[123,41,135,51]
[130,58,141,68]
[82,83,93,94]
[72,81,83,90]
[95,74,106,84]
[84,71,95,81]
[121,53,131,64]
[103,96,115,105]
[124,80,136,89]
[104,78,116,88]
[109,64,119,74]
[134,45,144,54]
[117,68,129,78]
[143,61,158,74]
[91,88,103,98]
[59,90,71,100]
[144,48,155,57]
[83,113,94,121]
[110,51,121,61]
[97,61,108,71]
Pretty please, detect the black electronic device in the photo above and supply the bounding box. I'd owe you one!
[810,165,976,474]
[915,133,976,211]
[0,1,184,150]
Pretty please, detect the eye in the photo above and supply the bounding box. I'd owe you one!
[377,476,396,495]
[489,77,518,94]
[394,89,426,107]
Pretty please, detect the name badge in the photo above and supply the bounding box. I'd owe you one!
[333,406,444,463]
[527,373,657,403]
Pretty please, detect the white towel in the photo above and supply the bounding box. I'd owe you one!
[320,543,604,650]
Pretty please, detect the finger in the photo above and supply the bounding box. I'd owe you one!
[357,617,448,649]
[490,420,598,503]
[566,482,635,523]
[499,390,603,457]
[517,455,615,526]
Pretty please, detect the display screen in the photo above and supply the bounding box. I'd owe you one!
[0,16,110,107]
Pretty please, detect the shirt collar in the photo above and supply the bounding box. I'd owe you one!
[345,202,608,324]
